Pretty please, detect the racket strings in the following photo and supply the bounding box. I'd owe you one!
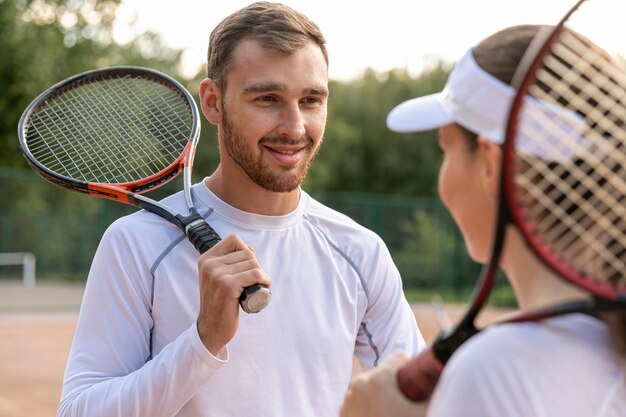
[28,81,169,182]
[537,34,626,170]
[79,78,181,178]
[26,74,193,183]
[29,83,146,181]
[513,28,626,292]
[517,162,626,277]
[72,76,189,179]
[43,87,135,181]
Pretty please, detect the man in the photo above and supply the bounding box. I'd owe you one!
[58,2,424,416]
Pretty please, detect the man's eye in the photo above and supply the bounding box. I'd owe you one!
[301,97,321,105]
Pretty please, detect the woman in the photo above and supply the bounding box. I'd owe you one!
[341,24,626,417]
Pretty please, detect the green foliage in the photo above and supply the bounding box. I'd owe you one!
[307,65,450,197]
[0,3,490,296]
[0,0,211,280]
[0,0,455,198]
[392,206,482,291]
[0,0,184,168]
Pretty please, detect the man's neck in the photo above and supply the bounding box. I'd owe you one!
[204,167,300,216]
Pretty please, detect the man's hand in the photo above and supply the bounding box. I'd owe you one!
[196,234,271,357]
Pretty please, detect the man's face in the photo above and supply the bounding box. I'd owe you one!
[218,38,329,193]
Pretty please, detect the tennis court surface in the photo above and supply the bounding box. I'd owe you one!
[0,280,510,417]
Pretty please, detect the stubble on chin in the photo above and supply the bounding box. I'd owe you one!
[221,114,321,193]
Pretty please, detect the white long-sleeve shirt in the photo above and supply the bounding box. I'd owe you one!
[427,314,626,417]
[58,183,425,417]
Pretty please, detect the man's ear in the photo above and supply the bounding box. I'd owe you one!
[477,136,502,200]
[199,78,222,125]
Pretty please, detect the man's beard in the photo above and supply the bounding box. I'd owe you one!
[221,110,320,193]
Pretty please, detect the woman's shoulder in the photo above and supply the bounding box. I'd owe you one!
[442,313,616,382]
[428,315,624,417]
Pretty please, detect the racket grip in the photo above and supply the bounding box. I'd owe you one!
[396,346,444,402]
[186,218,271,314]
[186,218,221,254]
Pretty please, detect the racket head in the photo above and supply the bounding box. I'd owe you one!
[504,2,626,302]
[18,66,200,204]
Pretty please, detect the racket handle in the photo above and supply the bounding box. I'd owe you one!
[185,218,271,314]
[186,218,221,253]
[396,346,444,402]
[239,284,271,314]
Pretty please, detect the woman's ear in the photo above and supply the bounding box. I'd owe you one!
[199,78,222,126]
[477,136,502,200]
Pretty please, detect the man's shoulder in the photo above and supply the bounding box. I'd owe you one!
[303,192,380,239]
[301,192,390,264]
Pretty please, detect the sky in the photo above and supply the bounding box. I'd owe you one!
[112,0,626,80]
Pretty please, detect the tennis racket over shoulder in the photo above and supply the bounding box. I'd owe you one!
[18,66,271,314]
[398,0,626,401]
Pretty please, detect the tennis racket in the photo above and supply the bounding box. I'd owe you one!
[398,0,626,400]
[17,66,271,314]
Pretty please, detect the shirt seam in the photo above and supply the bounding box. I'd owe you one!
[302,214,380,366]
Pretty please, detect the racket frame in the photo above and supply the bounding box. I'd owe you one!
[18,66,270,313]
[503,1,622,302]
[18,66,201,231]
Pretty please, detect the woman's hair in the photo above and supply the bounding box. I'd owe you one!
[472,24,545,85]
[206,1,328,90]
[467,25,626,353]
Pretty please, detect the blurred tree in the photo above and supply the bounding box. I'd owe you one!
[0,0,220,260]
[0,2,477,289]
[1,0,454,197]
[306,63,451,198]
[0,0,184,168]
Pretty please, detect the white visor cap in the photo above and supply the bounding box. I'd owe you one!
[386,49,589,163]
[386,49,513,144]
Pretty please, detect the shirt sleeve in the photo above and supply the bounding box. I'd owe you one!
[57,220,226,417]
[354,237,426,370]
